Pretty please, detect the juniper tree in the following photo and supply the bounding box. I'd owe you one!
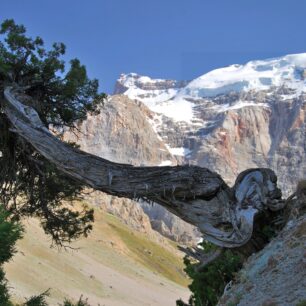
[0,206,23,305]
[0,19,106,245]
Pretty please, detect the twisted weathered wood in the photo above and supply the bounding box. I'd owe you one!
[3,87,285,248]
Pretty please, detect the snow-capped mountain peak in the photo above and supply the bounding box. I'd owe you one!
[179,53,306,98]
[114,53,306,123]
[114,73,191,122]
[116,73,166,89]
[114,73,187,94]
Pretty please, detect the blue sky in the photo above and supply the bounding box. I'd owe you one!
[1,0,305,93]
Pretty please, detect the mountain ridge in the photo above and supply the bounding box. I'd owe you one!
[116,53,306,100]
[113,53,306,195]
[64,52,306,246]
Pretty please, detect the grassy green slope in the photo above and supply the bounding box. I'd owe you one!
[107,213,189,287]
[5,203,190,305]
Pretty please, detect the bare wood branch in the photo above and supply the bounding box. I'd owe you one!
[3,87,285,248]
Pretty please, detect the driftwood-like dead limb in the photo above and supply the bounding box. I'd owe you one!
[3,87,285,248]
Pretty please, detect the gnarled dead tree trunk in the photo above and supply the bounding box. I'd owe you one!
[3,87,286,248]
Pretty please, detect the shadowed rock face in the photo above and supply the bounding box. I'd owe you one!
[141,202,201,244]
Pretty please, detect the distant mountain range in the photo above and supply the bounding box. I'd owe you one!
[114,53,306,193]
[65,53,306,244]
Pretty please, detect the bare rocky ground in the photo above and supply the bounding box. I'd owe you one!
[218,205,306,306]
[5,203,190,306]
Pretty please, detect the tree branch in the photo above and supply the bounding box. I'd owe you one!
[3,87,285,248]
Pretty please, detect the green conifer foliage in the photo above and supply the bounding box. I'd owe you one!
[0,206,23,305]
[0,19,106,245]
[177,241,242,306]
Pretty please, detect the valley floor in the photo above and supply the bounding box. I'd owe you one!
[5,204,190,306]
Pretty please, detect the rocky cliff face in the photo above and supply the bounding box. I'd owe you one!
[65,53,306,245]
[65,94,174,166]
[64,95,199,245]
[141,202,200,244]
[185,89,306,195]
[116,54,306,196]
